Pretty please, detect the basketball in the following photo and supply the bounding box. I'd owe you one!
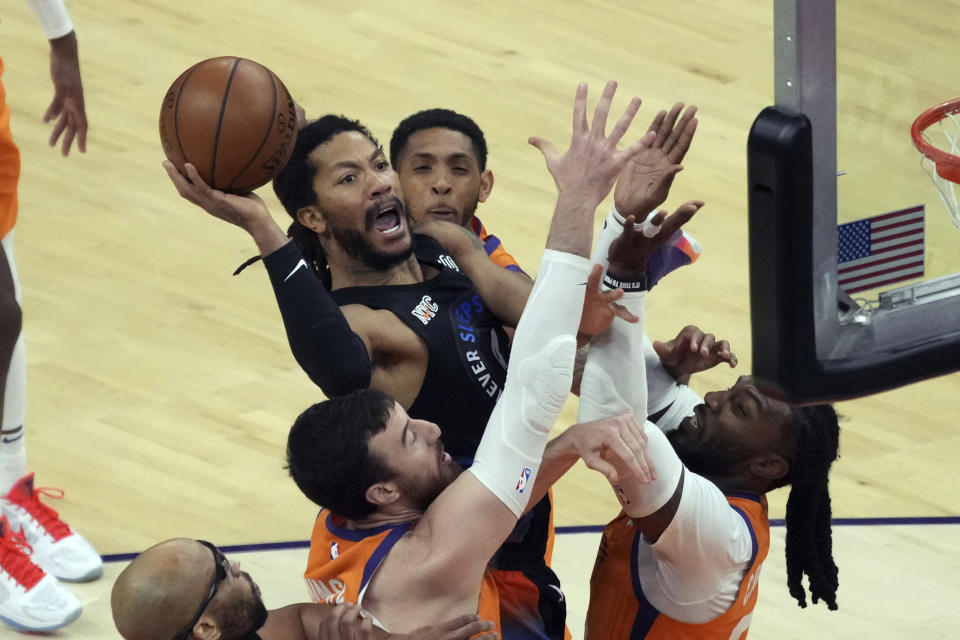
[159,56,298,193]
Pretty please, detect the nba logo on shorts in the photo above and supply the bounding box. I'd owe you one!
[516,467,531,493]
[330,542,340,560]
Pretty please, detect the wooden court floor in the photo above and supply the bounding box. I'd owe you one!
[2,0,959,637]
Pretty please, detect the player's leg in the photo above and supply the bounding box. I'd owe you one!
[0,64,85,632]
[0,60,24,488]
[0,240,22,488]
[0,173,101,587]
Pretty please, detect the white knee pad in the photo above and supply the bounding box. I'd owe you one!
[577,358,633,423]
[515,336,576,430]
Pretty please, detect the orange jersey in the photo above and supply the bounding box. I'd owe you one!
[470,216,524,273]
[305,510,501,635]
[586,495,770,640]
[0,58,22,240]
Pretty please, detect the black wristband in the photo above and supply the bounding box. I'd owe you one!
[603,270,648,292]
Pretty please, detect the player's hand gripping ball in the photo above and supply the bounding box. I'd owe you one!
[160,56,298,193]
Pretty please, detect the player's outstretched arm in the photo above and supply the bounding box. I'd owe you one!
[578,204,701,543]
[388,81,652,613]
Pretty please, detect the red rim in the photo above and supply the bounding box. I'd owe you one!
[911,98,960,183]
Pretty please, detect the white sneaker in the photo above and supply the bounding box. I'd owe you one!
[0,515,82,632]
[1,474,103,583]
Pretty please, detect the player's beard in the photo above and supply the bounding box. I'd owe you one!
[666,427,752,480]
[403,459,464,512]
[327,197,414,270]
[209,572,270,640]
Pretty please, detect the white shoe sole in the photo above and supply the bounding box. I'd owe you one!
[0,605,82,632]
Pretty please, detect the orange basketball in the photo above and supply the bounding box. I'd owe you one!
[160,56,298,193]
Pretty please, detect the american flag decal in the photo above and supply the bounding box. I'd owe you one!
[837,205,925,294]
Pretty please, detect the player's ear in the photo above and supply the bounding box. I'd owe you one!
[365,481,400,508]
[750,453,789,483]
[478,169,494,203]
[297,205,327,234]
[191,616,220,640]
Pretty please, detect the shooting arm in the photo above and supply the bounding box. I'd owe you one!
[262,243,373,396]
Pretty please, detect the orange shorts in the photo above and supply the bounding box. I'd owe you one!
[0,58,22,240]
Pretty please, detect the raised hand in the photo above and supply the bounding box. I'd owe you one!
[579,263,639,339]
[529,82,655,257]
[46,33,87,155]
[614,104,698,218]
[653,325,738,382]
[529,81,653,206]
[607,201,703,275]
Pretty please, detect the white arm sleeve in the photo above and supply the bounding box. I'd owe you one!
[25,0,74,39]
[591,206,702,433]
[578,294,751,622]
[579,238,752,621]
[469,249,589,517]
[576,279,685,518]
[578,290,648,421]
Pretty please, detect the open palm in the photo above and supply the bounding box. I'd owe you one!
[614,103,698,217]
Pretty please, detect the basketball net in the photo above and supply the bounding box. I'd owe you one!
[912,98,960,229]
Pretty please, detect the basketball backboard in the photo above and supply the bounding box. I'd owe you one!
[747,0,960,402]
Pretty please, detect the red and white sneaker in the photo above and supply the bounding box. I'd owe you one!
[1,474,103,583]
[0,515,82,631]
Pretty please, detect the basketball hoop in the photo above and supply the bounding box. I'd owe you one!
[912,98,960,228]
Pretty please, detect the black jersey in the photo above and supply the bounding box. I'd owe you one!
[330,234,510,461]
[267,234,566,639]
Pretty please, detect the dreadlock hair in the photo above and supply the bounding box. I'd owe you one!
[233,116,382,284]
[389,108,488,171]
[775,404,841,611]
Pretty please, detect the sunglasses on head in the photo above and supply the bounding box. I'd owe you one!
[171,540,229,640]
